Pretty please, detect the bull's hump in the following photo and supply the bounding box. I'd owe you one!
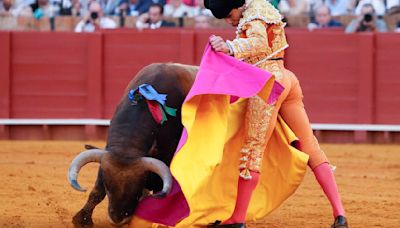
[170,63,199,71]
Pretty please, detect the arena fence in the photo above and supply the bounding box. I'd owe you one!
[1,29,400,143]
[1,118,399,143]
[2,119,400,132]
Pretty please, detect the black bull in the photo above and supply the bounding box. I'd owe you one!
[68,63,198,227]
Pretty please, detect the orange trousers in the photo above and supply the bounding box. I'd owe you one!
[241,61,328,176]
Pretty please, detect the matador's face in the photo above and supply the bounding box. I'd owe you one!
[224,6,245,26]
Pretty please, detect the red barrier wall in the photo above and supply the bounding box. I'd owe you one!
[286,30,362,124]
[1,29,400,141]
[11,32,88,118]
[375,33,400,124]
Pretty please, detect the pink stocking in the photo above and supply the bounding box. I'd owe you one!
[313,162,345,218]
[223,171,260,224]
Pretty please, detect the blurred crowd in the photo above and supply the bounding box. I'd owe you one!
[1,0,400,32]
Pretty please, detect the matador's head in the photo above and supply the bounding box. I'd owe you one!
[204,0,246,19]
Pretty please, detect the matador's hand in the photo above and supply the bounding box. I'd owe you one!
[209,35,231,55]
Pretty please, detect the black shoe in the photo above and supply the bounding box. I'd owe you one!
[331,215,348,228]
[207,220,245,228]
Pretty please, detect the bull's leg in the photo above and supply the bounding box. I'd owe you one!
[73,168,105,228]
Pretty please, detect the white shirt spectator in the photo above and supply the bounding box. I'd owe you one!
[386,0,400,10]
[98,0,120,15]
[325,0,351,16]
[49,0,72,10]
[192,0,212,17]
[75,17,117,32]
[278,0,310,16]
[149,20,162,29]
[0,0,26,16]
[192,5,212,17]
[355,0,386,16]
[164,0,193,17]
[307,0,323,13]
[74,1,117,32]
[15,0,35,7]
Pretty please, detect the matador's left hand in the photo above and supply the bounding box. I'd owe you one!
[209,35,231,55]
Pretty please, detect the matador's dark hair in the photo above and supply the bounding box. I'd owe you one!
[204,0,246,19]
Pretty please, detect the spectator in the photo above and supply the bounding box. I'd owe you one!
[325,0,353,16]
[192,0,211,17]
[129,0,166,15]
[77,0,94,16]
[395,21,400,32]
[345,3,388,33]
[354,0,386,16]
[136,3,175,29]
[118,0,167,16]
[70,0,82,16]
[14,0,35,6]
[308,0,323,14]
[118,0,139,16]
[194,14,211,28]
[74,1,117,32]
[308,5,342,30]
[164,0,193,17]
[19,0,53,19]
[278,0,310,16]
[176,0,196,7]
[98,0,120,15]
[386,0,400,14]
[0,0,25,16]
[48,0,73,15]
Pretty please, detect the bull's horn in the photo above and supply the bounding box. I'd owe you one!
[68,149,107,192]
[139,157,173,198]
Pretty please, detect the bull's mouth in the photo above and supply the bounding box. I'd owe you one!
[108,214,133,227]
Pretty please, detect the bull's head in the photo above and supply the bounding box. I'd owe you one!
[67,149,172,226]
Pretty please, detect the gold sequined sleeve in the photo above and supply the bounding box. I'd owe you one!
[226,20,270,60]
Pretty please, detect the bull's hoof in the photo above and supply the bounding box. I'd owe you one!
[72,210,94,228]
[331,215,348,228]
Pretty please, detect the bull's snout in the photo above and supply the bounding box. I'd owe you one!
[108,209,132,227]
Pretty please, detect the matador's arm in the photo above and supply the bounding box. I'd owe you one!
[226,20,270,59]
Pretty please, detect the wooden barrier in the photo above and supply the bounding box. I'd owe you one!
[0,32,11,139]
[375,33,400,124]
[1,29,400,142]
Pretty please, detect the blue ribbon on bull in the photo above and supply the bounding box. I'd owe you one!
[128,84,177,124]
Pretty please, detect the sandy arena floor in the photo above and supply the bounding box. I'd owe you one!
[0,141,399,228]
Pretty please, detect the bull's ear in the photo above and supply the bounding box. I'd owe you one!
[148,140,158,157]
[85,144,100,150]
[139,188,153,201]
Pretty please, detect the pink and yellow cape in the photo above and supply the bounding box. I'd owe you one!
[130,44,309,227]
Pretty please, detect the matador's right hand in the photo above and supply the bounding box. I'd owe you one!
[209,35,231,55]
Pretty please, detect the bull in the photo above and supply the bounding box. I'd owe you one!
[68,63,197,227]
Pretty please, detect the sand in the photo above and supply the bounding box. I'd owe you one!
[0,141,399,228]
